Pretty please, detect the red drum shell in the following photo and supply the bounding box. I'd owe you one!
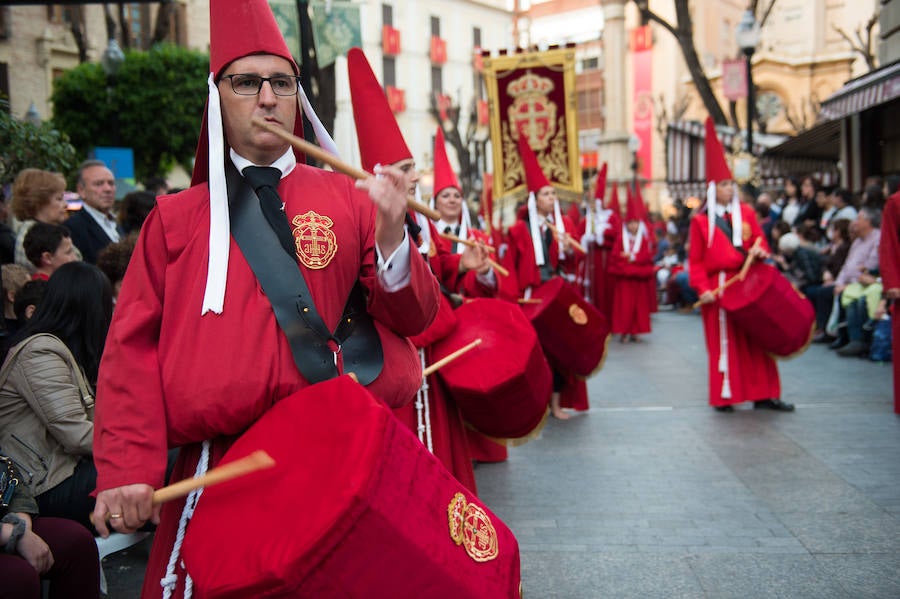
[720,262,815,357]
[519,277,611,377]
[432,299,551,439]
[182,376,521,598]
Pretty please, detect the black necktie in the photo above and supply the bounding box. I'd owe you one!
[443,226,452,235]
[242,166,296,259]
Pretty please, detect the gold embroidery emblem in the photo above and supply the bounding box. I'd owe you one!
[447,492,467,545]
[742,222,752,242]
[428,239,437,258]
[568,304,588,325]
[462,503,499,562]
[291,211,338,269]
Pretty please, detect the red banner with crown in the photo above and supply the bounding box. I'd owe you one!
[482,47,581,223]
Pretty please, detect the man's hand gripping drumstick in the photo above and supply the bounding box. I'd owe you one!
[92,451,275,537]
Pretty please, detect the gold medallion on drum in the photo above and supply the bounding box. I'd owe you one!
[462,503,499,562]
[447,492,467,545]
[291,210,338,269]
[568,303,588,325]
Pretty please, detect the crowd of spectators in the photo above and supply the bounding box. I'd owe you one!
[0,162,166,597]
[659,174,896,363]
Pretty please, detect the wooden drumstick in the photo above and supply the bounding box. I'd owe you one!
[439,232,497,254]
[422,339,483,376]
[250,117,441,221]
[152,450,276,505]
[543,217,586,254]
[517,298,543,304]
[91,450,276,526]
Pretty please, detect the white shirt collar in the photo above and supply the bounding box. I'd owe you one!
[229,147,296,178]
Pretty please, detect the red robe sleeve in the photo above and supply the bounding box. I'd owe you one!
[94,207,170,491]
[880,193,900,291]
[688,215,715,295]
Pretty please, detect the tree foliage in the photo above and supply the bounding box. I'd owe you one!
[0,99,78,188]
[51,44,209,181]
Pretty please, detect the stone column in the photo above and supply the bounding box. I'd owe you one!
[598,0,631,203]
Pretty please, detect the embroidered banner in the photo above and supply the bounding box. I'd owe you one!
[482,47,581,221]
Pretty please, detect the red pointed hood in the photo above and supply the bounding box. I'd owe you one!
[594,162,608,203]
[348,47,412,173]
[626,182,648,223]
[191,0,306,186]
[705,116,733,184]
[432,127,460,195]
[608,182,620,214]
[517,133,551,194]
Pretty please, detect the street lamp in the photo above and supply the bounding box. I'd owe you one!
[736,9,760,156]
[101,39,125,145]
[627,134,641,190]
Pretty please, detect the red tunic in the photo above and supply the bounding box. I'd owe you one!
[879,191,900,413]
[688,203,780,407]
[608,229,655,335]
[94,165,440,598]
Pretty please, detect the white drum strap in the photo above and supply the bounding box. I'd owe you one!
[415,348,434,453]
[161,439,210,599]
[717,272,732,399]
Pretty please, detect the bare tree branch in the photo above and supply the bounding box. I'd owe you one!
[832,8,880,71]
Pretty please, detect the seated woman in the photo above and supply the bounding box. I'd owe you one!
[0,456,101,598]
[9,169,70,272]
[0,262,113,531]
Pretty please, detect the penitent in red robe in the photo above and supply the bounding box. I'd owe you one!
[879,191,900,414]
[607,227,655,336]
[579,206,620,317]
[393,219,479,493]
[688,203,780,407]
[503,214,589,411]
[94,164,440,599]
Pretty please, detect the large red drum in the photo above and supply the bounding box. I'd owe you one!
[182,376,521,598]
[519,277,611,377]
[431,298,552,439]
[719,262,815,357]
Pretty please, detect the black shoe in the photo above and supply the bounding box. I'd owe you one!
[836,340,867,357]
[812,331,834,344]
[754,399,795,412]
[714,405,734,412]
[828,338,848,350]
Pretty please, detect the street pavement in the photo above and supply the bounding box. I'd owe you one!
[476,309,900,598]
[102,310,899,598]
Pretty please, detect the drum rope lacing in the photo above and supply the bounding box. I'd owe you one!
[717,271,733,399]
[161,439,210,599]
[415,348,434,452]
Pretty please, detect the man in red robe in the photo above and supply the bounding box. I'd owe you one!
[348,48,493,493]
[579,164,620,315]
[503,134,587,419]
[90,5,440,597]
[608,184,654,342]
[689,117,792,413]
[879,178,900,413]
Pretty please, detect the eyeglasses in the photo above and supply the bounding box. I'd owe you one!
[220,74,300,97]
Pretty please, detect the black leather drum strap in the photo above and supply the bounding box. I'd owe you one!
[226,163,383,385]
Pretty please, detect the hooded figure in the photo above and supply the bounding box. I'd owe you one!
[348,46,496,491]
[607,182,655,341]
[91,5,441,598]
[431,128,471,254]
[687,117,790,413]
